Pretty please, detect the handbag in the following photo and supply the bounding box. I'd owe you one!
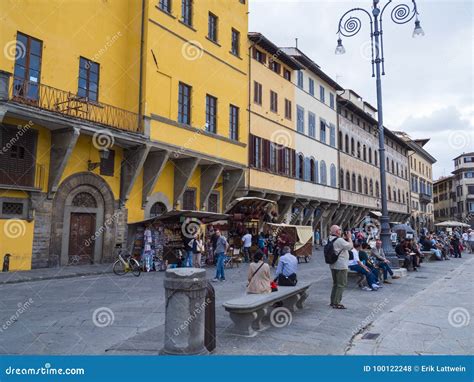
[277,273,297,286]
[270,281,278,292]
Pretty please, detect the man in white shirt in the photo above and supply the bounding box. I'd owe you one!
[241,230,253,263]
[349,241,379,291]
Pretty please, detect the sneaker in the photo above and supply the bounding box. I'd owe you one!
[212,278,219,282]
[376,283,383,288]
[220,278,226,282]
[361,286,372,291]
[371,284,379,290]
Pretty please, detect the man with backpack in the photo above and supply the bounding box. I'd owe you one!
[325,225,353,309]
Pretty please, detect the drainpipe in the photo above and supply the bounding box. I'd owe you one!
[246,41,255,195]
[138,0,146,133]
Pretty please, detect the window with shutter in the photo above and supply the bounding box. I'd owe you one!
[249,134,255,167]
[290,149,296,177]
[208,193,219,213]
[0,125,37,187]
[183,189,196,210]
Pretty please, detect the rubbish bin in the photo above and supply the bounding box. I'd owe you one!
[205,281,216,352]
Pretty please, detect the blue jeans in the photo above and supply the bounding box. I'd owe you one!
[378,262,393,280]
[349,264,377,287]
[215,252,225,280]
[431,249,442,260]
[185,250,193,267]
[242,247,250,263]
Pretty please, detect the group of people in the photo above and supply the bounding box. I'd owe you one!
[328,225,403,309]
[327,225,472,310]
[419,229,473,260]
[241,229,294,267]
[211,228,298,288]
[181,224,473,304]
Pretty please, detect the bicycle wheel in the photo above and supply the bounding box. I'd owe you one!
[130,258,141,277]
[113,259,126,276]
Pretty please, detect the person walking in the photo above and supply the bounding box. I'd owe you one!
[241,230,252,263]
[451,234,462,258]
[191,233,204,268]
[314,229,321,249]
[272,231,291,268]
[212,230,229,282]
[247,251,271,294]
[328,225,353,309]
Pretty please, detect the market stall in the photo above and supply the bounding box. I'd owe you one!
[224,197,277,250]
[265,223,314,263]
[126,210,230,271]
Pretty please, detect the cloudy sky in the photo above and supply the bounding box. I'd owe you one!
[249,0,473,180]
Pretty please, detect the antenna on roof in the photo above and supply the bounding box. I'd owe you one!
[295,38,298,49]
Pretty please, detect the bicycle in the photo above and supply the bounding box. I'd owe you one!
[113,250,141,277]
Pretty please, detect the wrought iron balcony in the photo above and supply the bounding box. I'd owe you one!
[419,192,432,203]
[0,163,45,190]
[3,75,141,133]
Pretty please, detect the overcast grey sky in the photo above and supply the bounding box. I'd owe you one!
[249,0,474,180]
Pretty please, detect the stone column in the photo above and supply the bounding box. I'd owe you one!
[162,268,209,355]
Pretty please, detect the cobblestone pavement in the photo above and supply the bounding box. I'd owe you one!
[0,250,472,355]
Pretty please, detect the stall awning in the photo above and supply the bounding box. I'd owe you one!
[128,210,230,226]
[266,223,313,250]
[434,221,471,228]
[225,197,276,215]
[370,210,382,217]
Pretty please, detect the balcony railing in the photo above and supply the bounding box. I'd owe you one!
[5,76,141,133]
[0,163,45,190]
[419,192,432,203]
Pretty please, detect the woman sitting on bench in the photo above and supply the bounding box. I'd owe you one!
[247,251,271,294]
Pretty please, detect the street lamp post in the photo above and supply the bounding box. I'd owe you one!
[335,0,424,267]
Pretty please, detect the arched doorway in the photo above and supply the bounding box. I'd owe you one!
[65,188,102,265]
[50,172,117,267]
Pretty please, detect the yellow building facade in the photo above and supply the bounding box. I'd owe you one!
[0,0,248,270]
[246,33,300,221]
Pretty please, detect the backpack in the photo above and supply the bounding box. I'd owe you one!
[324,238,340,264]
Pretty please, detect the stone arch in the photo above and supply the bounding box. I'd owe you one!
[50,172,117,267]
[144,191,172,218]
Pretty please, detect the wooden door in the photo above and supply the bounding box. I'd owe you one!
[68,213,96,265]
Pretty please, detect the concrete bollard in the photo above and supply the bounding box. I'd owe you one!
[162,268,209,355]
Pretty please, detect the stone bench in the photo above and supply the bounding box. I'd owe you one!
[223,282,311,337]
[348,269,365,286]
[422,250,439,261]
